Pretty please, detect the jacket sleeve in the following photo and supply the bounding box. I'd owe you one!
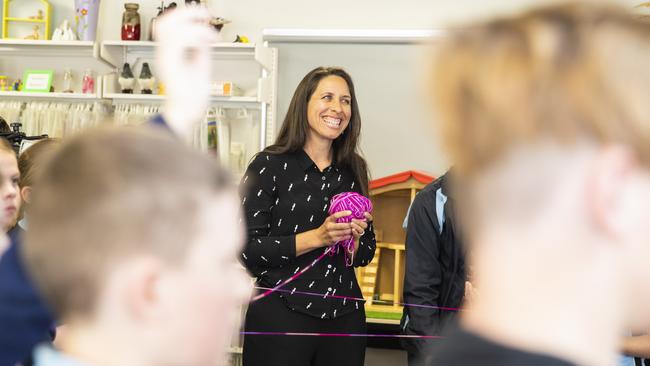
[240,154,296,272]
[401,192,443,353]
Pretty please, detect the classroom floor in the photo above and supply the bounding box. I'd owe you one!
[365,348,408,366]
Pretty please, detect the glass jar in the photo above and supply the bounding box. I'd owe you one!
[121,3,141,41]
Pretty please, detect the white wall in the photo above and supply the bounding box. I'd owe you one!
[7,0,639,43]
[272,42,445,178]
[211,0,640,42]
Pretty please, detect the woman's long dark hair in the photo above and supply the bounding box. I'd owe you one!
[265,67,370,196]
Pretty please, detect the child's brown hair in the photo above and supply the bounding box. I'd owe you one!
[22,127,233,321]
[432,3,650,175]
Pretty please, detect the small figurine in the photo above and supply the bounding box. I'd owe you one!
[52,20,77,41]
[62,69,74,93]
[121,3,141,41]
[234,35,250,43]
[138,63,156,95]
[209,17,230,32]
[158,82,166,95]
[24,26,41,40]
[82,69,94,94]
[12,79,22,92]
[118,63,135,94]
[0,77,8,91]
[28,10,44,20]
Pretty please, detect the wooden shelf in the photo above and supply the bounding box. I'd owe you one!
[376,242,405,250]
[367,318,401,325]
[365,304,403,325]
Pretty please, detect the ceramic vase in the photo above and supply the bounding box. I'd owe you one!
[74,0,101,41]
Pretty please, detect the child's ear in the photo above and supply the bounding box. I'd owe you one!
[21,186,32,204]
[124,257,163,321]
[586,145,634,241]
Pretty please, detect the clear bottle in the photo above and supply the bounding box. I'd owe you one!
[62,69,73,93]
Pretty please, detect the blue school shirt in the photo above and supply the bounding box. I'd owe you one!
[0,227,56,366]
[32,346,87,366]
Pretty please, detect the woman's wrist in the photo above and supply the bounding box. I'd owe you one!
[307,228,325,249]
[295,229,325,256]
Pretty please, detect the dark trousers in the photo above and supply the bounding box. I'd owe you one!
[243,293,366,366]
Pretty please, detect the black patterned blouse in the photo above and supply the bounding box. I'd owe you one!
[240,149,376,319]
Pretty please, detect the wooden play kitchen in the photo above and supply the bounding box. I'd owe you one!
[357,171,435,323]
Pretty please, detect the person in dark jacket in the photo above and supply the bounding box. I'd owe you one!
[0,139,60,366]
[400,171,467,366]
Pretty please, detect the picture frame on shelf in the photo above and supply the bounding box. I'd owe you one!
[22,70,54,92]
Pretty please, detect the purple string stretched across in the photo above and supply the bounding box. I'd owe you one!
[251,247,333,302]
[328,192,373,267]
[242,331,443,339]
[254,286,462,312]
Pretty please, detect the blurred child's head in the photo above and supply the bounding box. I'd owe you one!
[17,139,60,210]
[432,3,650,329]
[23,127,251,365]
[0,138,19,232]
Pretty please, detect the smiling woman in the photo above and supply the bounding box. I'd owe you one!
[240,67,376,366]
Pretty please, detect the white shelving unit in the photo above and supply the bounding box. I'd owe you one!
[0,40,279,151]
[98,40,279,152]
[0,40,109,96]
